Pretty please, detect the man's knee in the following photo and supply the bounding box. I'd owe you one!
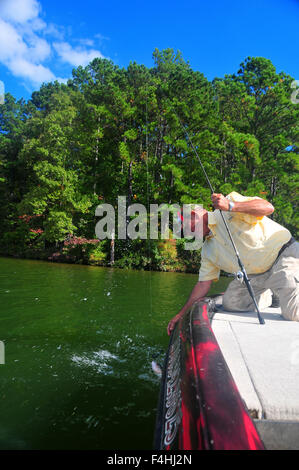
[275,277,299,321]
[222,279,272,312]
[280,296,299,321]
[257,289,273,309]
[281,309,299,322]
[222,280,252,311]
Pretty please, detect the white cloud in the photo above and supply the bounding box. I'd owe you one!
[0,0,40,24]
[0,19,51,65]
[95,33,110,43]
[30,17,47,32]
[0,0,107,90]
[9,57,55,85]
[53,41,104,67]
[78,38,95,47]
[28,36,52,62]
[44,23,65,40]
[0,19,27,62]
[22,28,52,62]
[0,18,54,86]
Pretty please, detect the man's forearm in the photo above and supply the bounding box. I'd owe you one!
[177,280,212,317]
[167,280,213,335]
[212,193,274,216]
[232,199,274,216]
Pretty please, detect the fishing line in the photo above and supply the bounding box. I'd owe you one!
[145,93,153,320]
[145,96,164,377]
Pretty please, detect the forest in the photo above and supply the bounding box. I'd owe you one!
[0,49,298,272]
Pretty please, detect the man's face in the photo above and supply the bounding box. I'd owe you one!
[178,208,209,239]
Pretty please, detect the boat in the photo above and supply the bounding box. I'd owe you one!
[154,295,299,450]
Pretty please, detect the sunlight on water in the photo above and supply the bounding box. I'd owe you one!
[71,350,124,375]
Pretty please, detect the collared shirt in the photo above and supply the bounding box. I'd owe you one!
[198,192,292,282]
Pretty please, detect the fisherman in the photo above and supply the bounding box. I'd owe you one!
[167,191,299,334]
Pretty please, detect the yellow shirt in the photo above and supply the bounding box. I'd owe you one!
[198,192,292,282]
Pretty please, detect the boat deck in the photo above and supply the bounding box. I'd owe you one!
[211,300,299,449]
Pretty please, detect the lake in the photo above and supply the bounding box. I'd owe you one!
[0,256,230,450]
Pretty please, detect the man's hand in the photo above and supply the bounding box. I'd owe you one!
[167,313,182,336]
[167,280,212,336]
[211,193,229,211]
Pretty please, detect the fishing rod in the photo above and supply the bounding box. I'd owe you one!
[177,116,265,325]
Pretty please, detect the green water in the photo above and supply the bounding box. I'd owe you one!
[0,256,230,450]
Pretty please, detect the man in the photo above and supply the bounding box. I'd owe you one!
[167,192,298,335]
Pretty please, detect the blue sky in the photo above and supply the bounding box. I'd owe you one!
[0,0,298,101]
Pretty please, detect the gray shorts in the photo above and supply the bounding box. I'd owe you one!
[222,241,299,321]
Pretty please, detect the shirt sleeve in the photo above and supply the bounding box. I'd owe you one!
[198,251,220,282]
[227,191,264,225]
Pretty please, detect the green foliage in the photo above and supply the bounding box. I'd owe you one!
[60,239,107,265]
[114,239,152,270]
[176,239,202,273]
[0,51,298,271]
[43,211,76,242]
[87,242,107,265]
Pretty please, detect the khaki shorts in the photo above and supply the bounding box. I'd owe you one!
[222,241,299,321]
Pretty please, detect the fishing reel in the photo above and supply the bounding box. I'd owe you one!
[234,271,244,283]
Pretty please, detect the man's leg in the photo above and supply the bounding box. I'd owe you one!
[267,242,299,321]
[222,274,272,312]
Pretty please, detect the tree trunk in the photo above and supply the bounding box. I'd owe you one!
[128,160,133,206]
[110,230,115,265]
[126,161,133,228]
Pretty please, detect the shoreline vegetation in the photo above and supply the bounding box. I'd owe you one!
[0,236,203,274]
[0,49,298,272]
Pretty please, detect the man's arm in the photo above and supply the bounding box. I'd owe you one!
[212,193,274,217]
[167,280,212,335]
